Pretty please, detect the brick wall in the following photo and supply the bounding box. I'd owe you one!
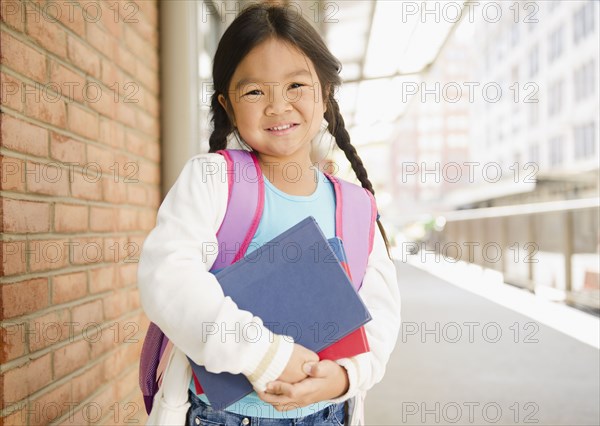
[1,1,160,424]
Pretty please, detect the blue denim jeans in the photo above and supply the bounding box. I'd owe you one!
[186,390,346,426]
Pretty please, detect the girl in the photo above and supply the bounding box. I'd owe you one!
[138,4,401,426]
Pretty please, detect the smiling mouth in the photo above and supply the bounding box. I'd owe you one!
[266,123,299,131]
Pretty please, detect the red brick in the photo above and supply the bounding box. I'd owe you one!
[1,321,26,363]
[67,103,99,140]
[92,382,118,422]
[103,291,127,320]
[49,60,86,103]
[2,239,26,276]
[114,97,136,128]
[138,209,157,231]
[71,361,104,405]
[102,236,128,264]
[28,308,71,352]
[117,263,137,288]
[124,24,152,62]
[1,72,23,112]
[50,132,86,164]
[138,85,159,117]
[0,32,47,83]
[102,177,127,203]
[115,43,136,76]
[117,207,138,232]
[0,113,49,157]
[26,13,67,58]
[53,338,89,379]
[24,84,68,128]
[55,1,85,37]
[127,184,146,205]
[67,34,100,77]
[135,108,157,136]
[87,143,115,178]
[1,278,48,318]
[54,202,89,233]
[116,367,139,401]
[87,21,115,58]
[147,141,160,163]
[26,160,70,197]
[71,299,103,335]
[99,118,124,149]
[124,129,145,157]
[52,271,87,304]
[70,168,103,200]
[88,323,117,359]
[0,0,25,32]
[30,381,72,425]
[100,57,119,87]
[0,156,26,192]
[2,198,50,233]
[69,236,104,266]
[28,238,70,273]
[1,403,28,425]
[57,406,87,426]
[88,84,116,119]
[147,185,160,208]
[138,160,159,185]
[90,206,116,232]
[2,353,52,405]
[89,266,116,294]
[126,286,141,311]
[98,1,121,38]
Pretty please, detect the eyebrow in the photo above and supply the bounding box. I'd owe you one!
[233,69,312,90]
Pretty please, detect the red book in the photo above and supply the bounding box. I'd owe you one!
[317,239,370,360]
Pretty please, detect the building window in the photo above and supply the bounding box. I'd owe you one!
[529,143,540,165]
[574,0,596,44]
[547,1,561,13]
[548,79,564,117]
[573,59,596,102]
[574,122,597,159]
[548,25,564,63]
[511,21,520,47]
[529,44,539,78]
[548,135,564,166]
[528,101,539,127]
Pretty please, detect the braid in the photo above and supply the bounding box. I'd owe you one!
[208,93,233,153]
[326,94,393,258]
[326,97,373,194]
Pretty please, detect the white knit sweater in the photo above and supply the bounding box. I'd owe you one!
[137,153,401,423]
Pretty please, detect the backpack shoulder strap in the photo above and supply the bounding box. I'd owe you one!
[325,174,377,291]
[212,149,264,270]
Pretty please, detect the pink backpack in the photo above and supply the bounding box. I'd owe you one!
[139,149,377,414]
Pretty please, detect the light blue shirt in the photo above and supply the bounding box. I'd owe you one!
[190,168,337,418]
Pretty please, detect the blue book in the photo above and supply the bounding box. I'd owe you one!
[187,216,372,409]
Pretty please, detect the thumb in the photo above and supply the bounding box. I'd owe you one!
[304,361,331,377]
[303,361,317,375]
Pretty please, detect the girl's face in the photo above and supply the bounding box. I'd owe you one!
[219,37,327,163]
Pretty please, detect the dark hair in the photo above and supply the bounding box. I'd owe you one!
[208,3,392,258]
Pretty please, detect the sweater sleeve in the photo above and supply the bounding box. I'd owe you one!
[137,154,294,392]
[328,224,401,402]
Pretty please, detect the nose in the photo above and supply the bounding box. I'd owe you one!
[265,86,292,116]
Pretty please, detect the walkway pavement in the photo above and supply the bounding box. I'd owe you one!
[364,262,600,426]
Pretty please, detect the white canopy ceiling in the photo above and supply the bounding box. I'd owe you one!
[324,0,466,145]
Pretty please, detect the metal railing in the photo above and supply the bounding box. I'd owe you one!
[427,198,600,308]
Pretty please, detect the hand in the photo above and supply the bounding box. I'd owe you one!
[256,360,349,412]
[275,343,319,384]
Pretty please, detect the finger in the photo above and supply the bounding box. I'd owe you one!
[306,360,335,378]
[266,381,294,396]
